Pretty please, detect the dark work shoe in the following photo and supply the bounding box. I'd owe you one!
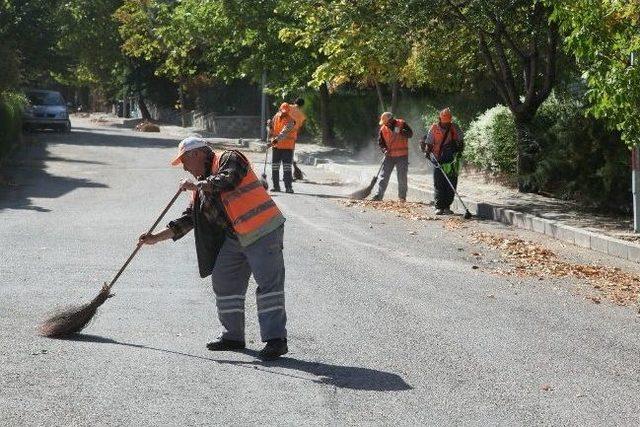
[435,208,446,215]
[271,187,281,193]
[258,338,288,360]
[371,195,382,201]
[285,188,294,194]
[206,338,246,351]
[444,208,454,215]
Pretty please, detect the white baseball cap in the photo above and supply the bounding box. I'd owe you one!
[170,136,208,166]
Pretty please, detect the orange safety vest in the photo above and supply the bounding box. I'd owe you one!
[193,152,284,246]
[380,119,409,157]
[429,123,459,159]
[289,104,306,132]
[271,112,297,150]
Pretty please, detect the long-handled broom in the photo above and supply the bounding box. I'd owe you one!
[39,188,183,338]
[429,153,473,219]
[260,146,269,189]
[349,156,386,200]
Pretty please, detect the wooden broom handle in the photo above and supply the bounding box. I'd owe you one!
[107,188,183,290]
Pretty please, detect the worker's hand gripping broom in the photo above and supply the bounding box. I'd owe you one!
[38,188,183,337]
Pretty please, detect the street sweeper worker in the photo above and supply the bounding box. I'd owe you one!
[268,102,298,193]
[138,136,289,360]
[372,112,413,202]
[420,107,465,215]
[289,97,306,131]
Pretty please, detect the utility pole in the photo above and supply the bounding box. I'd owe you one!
[631,52,639,232]
[260,71,267,141]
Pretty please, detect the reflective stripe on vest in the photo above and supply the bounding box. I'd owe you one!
[430,123,459,159]
[211,153,284,238]
[272,113,297,150]
[380,119,409,157]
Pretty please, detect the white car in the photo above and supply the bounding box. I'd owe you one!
[23,90,71,132]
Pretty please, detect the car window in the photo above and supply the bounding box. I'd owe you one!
[27,92,65,106]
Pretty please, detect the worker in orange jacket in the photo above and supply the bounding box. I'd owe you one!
[372,112,413,201]
[268,102,298,193]
[420,108,465,214]
[139,136,289,360]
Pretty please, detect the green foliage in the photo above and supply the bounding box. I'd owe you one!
[55,0,125,96]
[280,0,411,89]
[0,91,26,159]
[548,0,640,148]
[466,95,631,211]
[464,105,518,179]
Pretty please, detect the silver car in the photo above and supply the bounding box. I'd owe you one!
[23,90,71,132]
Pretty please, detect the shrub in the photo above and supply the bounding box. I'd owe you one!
[464,105,518,179]
[0,91,26,160]
[464,94,632,211]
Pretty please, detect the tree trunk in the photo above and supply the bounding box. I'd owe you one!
[374,81,386,113]
[178,83,187,127]
[514,115,539,193]
[138,94,152,121]
[319,81,335,145]
[390,80,399,114]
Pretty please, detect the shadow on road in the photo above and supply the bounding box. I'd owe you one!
[0,140,108,212]
[286,192,349,200]
[59,128,179,149]
[59,333,412,392]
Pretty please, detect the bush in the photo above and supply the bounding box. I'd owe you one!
[0,91,26,160]
[464,94,631,211]
[464,105,518,180]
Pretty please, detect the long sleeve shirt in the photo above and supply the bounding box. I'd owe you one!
[167,150,250,277]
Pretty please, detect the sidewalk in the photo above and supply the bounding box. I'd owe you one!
[294,144,640,264]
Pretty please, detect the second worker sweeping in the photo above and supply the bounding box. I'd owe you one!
[372,112,413,202]
[268,102,300,193]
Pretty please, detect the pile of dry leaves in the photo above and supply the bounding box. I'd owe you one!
[340,200,436,221]
[472,231,640,306]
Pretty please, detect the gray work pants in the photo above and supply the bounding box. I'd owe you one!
[210,225,287,342]
[374,155,408,200]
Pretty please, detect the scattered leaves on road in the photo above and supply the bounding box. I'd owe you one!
[471,231,640,307]
[443,217,466,230]
[340,200,437,221]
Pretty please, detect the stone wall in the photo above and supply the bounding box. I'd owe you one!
[193,113,260,138]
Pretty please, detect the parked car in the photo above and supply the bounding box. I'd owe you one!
[23,90,71,132]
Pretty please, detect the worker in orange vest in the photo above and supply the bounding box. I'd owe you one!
[289,97,306,131]
[138,136,289,360]
[420,108,465,215]
[372,112,413,201]
[268,102,298,193]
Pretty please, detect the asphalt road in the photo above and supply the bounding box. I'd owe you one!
[2,118,640,426]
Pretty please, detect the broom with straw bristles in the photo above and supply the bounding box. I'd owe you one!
[348,157,386,200]
[349,130,399,200]
[39,189,183,338]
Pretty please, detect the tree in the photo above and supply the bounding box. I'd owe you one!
[414,0,560,192]
[0,0,69,88]
[282,0,412,114]
[548,0,640,149]
[55,0,127,101]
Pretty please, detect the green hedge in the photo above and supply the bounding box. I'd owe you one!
[464,94,631,211]
[464,105,518,182]
[0,91,25,160]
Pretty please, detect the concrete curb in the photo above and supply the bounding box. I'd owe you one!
[303,154,640,264]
